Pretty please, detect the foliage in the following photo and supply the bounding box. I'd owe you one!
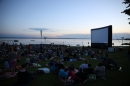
[122,0,130,24]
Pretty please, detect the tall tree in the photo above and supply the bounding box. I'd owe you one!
[121,0,130,24]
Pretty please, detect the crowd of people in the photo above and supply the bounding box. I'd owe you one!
[0,42,122,85]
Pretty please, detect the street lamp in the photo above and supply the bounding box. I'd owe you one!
[82,41,83,46]
[44,37,46,44]
[121,37,124,47]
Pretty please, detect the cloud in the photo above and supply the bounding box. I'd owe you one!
[0,34,32,37]
[29,28,50,31]
[22,29,36,32]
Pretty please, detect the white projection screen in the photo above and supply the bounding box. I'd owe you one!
[91,25,112,48]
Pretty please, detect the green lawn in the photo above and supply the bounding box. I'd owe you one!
[0,46,130,86]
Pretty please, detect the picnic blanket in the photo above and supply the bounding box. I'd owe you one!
[5,72,17,78]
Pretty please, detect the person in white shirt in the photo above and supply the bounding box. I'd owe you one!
[79,60,88,72]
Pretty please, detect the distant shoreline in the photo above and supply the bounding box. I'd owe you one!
[124,38,130,40]
[0,37,128,40]
[0,37,90,39]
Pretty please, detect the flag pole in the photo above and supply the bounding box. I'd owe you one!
[40,30,42,44]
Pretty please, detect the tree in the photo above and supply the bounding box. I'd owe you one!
[121,0,130,24]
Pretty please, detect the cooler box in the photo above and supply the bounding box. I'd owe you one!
[108,47,114,52]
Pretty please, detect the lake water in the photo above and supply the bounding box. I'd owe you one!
[0,38,130,46]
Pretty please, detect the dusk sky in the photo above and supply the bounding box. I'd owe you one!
[0,0,130,39]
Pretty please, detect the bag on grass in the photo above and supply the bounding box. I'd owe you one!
[35,70,45,74]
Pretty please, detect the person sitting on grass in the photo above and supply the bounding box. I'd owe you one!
[56,60,65,71]
[86,63,94,75]
[46,59,55,66]
[75,68,87,83]
[68,64,75,71]
[38,53,43,60]
[93,62,106,80]
[4,55,9,69]
[15,63,34,86]
[101,58,109,69]
[107,57,118,69]
[58,67,68,80]
[67,69,76,81]
[51,63,57,73]
[79,60,88,72]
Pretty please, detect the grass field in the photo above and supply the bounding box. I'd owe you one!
[0,46,130,86]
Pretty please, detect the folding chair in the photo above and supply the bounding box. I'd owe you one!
[63,80,74,86]
[82,78,88,83]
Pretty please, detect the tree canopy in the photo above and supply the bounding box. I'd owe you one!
[122,0,130,24]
